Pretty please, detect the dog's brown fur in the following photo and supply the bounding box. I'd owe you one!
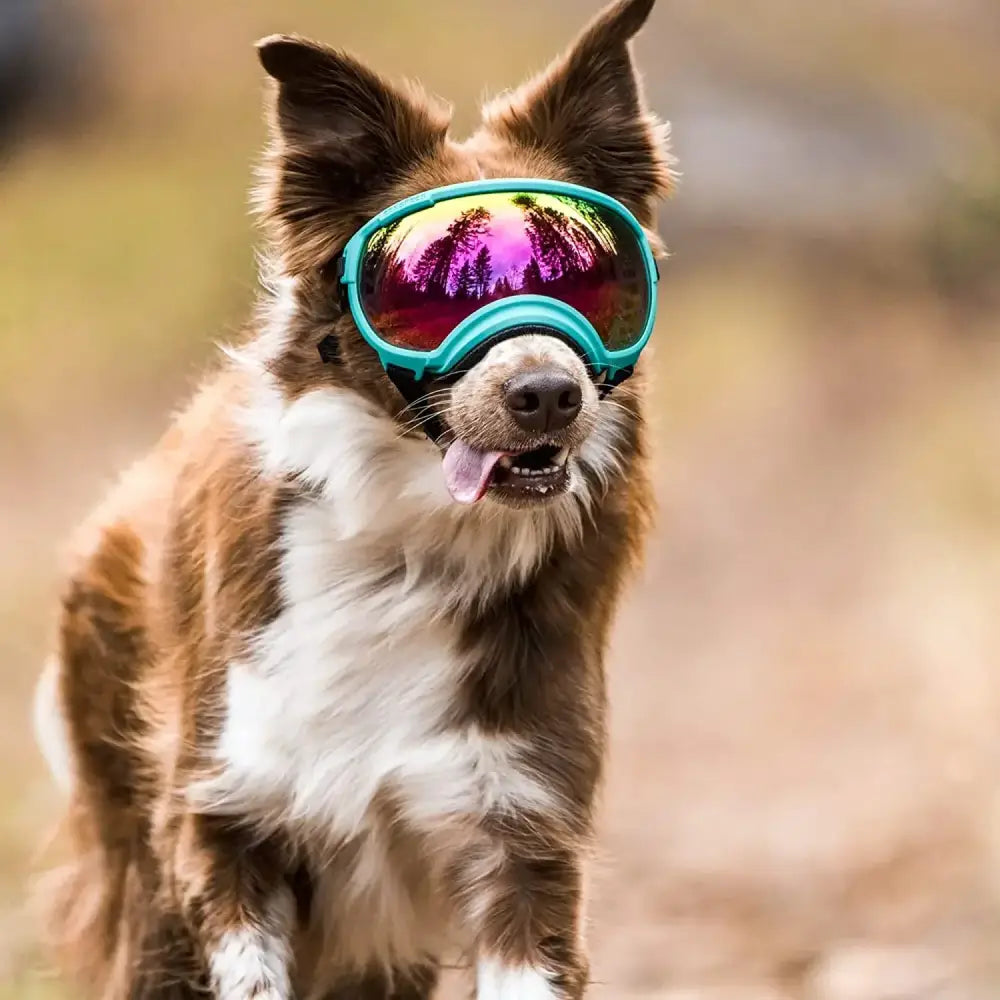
[34,2,672,997]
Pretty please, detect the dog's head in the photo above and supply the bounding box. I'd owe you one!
[249,0,671,522]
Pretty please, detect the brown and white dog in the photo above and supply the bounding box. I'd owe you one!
[32,1,672,997]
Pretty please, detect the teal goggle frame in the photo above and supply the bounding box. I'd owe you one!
[332,178,660,390]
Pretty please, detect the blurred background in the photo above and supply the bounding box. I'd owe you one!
[2,0,999,997]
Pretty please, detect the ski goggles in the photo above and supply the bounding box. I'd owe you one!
[335,179,660,387]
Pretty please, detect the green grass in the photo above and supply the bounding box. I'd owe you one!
[0,974,66,1000]
[0,124,258,418]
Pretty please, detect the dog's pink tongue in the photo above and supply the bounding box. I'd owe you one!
[443,440,505,504]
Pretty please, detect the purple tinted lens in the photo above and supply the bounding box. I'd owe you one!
[358,191,649,353]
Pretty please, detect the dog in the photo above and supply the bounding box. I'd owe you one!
[32,1,672,996]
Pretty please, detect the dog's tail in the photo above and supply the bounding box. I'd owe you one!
[32,792,142,992]
[31,523,176,997]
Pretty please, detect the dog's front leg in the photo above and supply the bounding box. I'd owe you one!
[463,839,590,1000]
[170,812,296,1000]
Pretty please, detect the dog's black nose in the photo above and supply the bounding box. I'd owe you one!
[504,367,582,433]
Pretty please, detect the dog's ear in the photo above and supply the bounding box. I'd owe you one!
[482,0,672,224]
[255,34,450,273]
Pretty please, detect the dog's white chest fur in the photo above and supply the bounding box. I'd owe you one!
[196,497,554,968]
[203,499,550,834]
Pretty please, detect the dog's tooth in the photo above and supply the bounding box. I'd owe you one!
[554,447,570,466]
[498,456,512,469]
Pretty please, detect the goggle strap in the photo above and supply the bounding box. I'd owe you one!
[315,252,348,366]
[598,364,634,398]
[317,335,340,365]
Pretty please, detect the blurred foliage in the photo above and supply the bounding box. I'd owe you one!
[924,168,1000,307]
[676,0,1000,121]
[0,132,254,418]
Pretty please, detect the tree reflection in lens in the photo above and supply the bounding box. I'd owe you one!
[360,193,647,352]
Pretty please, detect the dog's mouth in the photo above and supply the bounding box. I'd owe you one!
[443,440,571,505]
